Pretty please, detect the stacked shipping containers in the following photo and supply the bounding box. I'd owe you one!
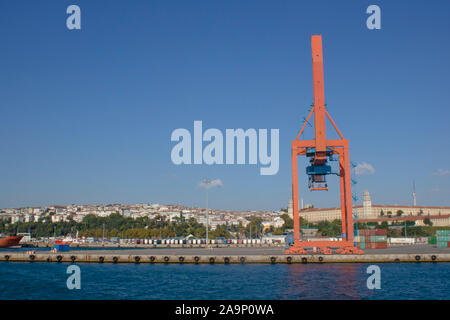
[436,230,450,248]
[356,229,387,249]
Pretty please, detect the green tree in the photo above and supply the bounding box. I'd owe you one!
[280,214,293,231]
[272,227,284,235]
[210,225,231,239]
[423,217,433,226]
[317,220,341,237]
[245,217,263,238]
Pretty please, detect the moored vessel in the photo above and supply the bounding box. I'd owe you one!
[0,235,23,248]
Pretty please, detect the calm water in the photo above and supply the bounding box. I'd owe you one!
[0,262,449,300]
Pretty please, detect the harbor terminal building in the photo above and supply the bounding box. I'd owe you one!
[289,191,450,227]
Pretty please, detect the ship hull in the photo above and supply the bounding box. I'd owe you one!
[0,236,23,248]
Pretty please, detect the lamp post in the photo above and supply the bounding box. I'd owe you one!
[203,178,210,249]
[404,220,407,238]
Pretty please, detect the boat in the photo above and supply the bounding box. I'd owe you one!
[55,233,75,245]
[0,235,23,248]
[53,234,74,252]
[55,239,72,245]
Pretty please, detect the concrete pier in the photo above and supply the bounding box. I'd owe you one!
[1,252,449,264]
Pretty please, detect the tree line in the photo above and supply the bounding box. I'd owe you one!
[0,213,291,239]
[1,212,445,239]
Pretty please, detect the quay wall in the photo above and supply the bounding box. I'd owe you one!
[1,252,449,264]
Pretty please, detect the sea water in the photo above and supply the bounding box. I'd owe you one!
[0,262,449,300]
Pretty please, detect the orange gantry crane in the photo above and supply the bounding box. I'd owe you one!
[285,35,363,255]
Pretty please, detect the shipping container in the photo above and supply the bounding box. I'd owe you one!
[436,230,450,236]
[54,244,70,252]
[437,241,447,248]
[375,242,387,249]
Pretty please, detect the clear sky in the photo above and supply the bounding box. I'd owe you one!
[0,1,449,210]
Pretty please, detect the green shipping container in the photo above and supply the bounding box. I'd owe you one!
[428,236,436,245]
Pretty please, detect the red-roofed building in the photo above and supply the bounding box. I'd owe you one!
[298,191,450,226]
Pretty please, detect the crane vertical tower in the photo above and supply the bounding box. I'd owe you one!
[286,35,362,255]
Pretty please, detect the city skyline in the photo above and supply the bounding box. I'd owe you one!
[1,1,449,210]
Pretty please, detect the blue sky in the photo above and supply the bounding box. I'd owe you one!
[0,1,449,210]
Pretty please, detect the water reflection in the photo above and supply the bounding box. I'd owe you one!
[281,263,366,299]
